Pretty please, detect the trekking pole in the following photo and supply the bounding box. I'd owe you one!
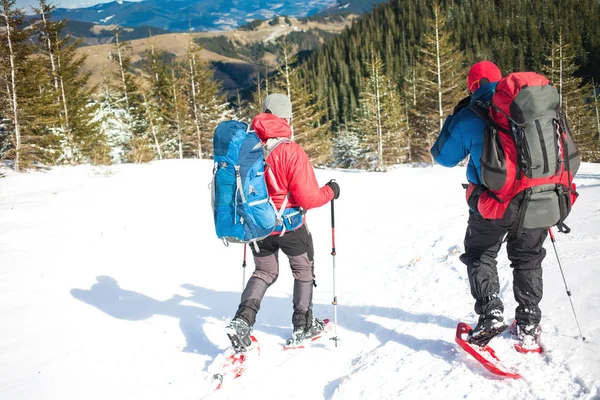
[242,243,247,291]
[330,198,340,347]
[548,228,586,341]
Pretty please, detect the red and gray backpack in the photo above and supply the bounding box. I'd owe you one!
[472,72,580,233]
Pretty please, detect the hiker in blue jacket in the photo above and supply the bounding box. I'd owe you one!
[430,61,548,352]
[430,62,500,186]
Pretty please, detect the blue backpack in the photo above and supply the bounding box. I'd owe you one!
[211,120,302,246]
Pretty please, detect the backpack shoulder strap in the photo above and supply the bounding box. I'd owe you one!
[263,137,292,160]
[262,137,293,236]
[469,99,492,124]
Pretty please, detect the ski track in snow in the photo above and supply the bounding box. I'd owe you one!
[0,160,599,400]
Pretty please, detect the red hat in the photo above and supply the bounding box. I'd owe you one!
[467,61,502,93]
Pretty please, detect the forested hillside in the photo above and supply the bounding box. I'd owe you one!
[298,0,600,167]
[302,0,600,123]
[1,0,599,172]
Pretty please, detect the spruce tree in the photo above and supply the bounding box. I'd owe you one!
[34,0,106,165]
[274,39,331,163]
[543,32,597,160]
[0,0,63,170]
[139,32,175,159]
[354,51,386,170]
[593,79,600,160]
[332,122,368,169]
[92,72,131,163]
[165,62,191,159]
[0,0,27,171]
[110,30,152,163]
[413,0,466,163]
[183,33,229,159]
[382,78,409,165]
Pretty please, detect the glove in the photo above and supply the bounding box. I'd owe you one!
[326,180,340,200]
[453,95,472,115]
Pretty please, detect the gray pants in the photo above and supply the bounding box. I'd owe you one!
[234,224,316,328]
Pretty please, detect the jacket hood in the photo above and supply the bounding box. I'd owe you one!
[470,82,498,104]
[251,113,292,141]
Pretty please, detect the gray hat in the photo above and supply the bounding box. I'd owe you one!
[262,93,293,119]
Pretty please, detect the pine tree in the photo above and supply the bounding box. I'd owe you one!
[347,51,409,170]
[0,0,26,171]
[382,78,409,165]
[194,59,230,159]
[0,0,62,170]
[355,51,386,170]
[274,39,331,163]
[141,90,163,160]
[166,62,189,159]
[183,32,205,158]
[110,30,151,163]
[92,72,130,163]
[139,31,176,159]
[543,31,597,160]
[34,0,106,165]
[332,122,368,168]
[413,0,466,163]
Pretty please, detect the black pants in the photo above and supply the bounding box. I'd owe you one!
[460,211,548,326]
[234,224,315,328]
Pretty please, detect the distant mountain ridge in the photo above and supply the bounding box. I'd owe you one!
[63,20,170,46]
[49,0,389,31]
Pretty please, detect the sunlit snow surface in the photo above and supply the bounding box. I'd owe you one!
[1,160,599,399]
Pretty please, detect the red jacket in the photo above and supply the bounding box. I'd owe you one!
[251,113,334,210]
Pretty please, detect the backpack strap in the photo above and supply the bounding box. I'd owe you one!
[233,165,246,221]
[469,99,492,124]
[555,110,577,235]
[471,99,507,134]
[263,137,294,236]
[555,184,572,234]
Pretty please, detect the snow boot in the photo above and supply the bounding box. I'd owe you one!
[467,309,508,347]
[513,321,542,353]
[225,318,253,352]
[290,318,327,343]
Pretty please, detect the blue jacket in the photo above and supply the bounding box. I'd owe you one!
[430,83,497,184]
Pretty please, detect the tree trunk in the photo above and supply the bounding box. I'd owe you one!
[149,30,159,83]
[39,5,58,91]
[189,55,202,159]
[559,31,563,108]
[265,66,269,96]
[593,79,600,144]
[433,5,442,165]
[171,67,183,159]
[404,98,412,163]
[257,70,262,105]
[115,33,130,110]
[188,33,202,159]
[142,92,163,160]
[3,10,21,172]
[282,44,292,101]
[115,32,135,158]
[372,55,383,168]
[55,42,73,164]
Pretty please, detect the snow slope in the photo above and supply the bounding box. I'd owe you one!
[1,160,599,400]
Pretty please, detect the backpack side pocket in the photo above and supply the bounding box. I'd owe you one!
[480,127,507,191]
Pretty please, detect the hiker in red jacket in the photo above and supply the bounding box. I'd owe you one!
[226,93,340,349]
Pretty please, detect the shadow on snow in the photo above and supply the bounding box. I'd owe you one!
[71,276,458,394]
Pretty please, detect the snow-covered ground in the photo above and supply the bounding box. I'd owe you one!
[1,160,599,400]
